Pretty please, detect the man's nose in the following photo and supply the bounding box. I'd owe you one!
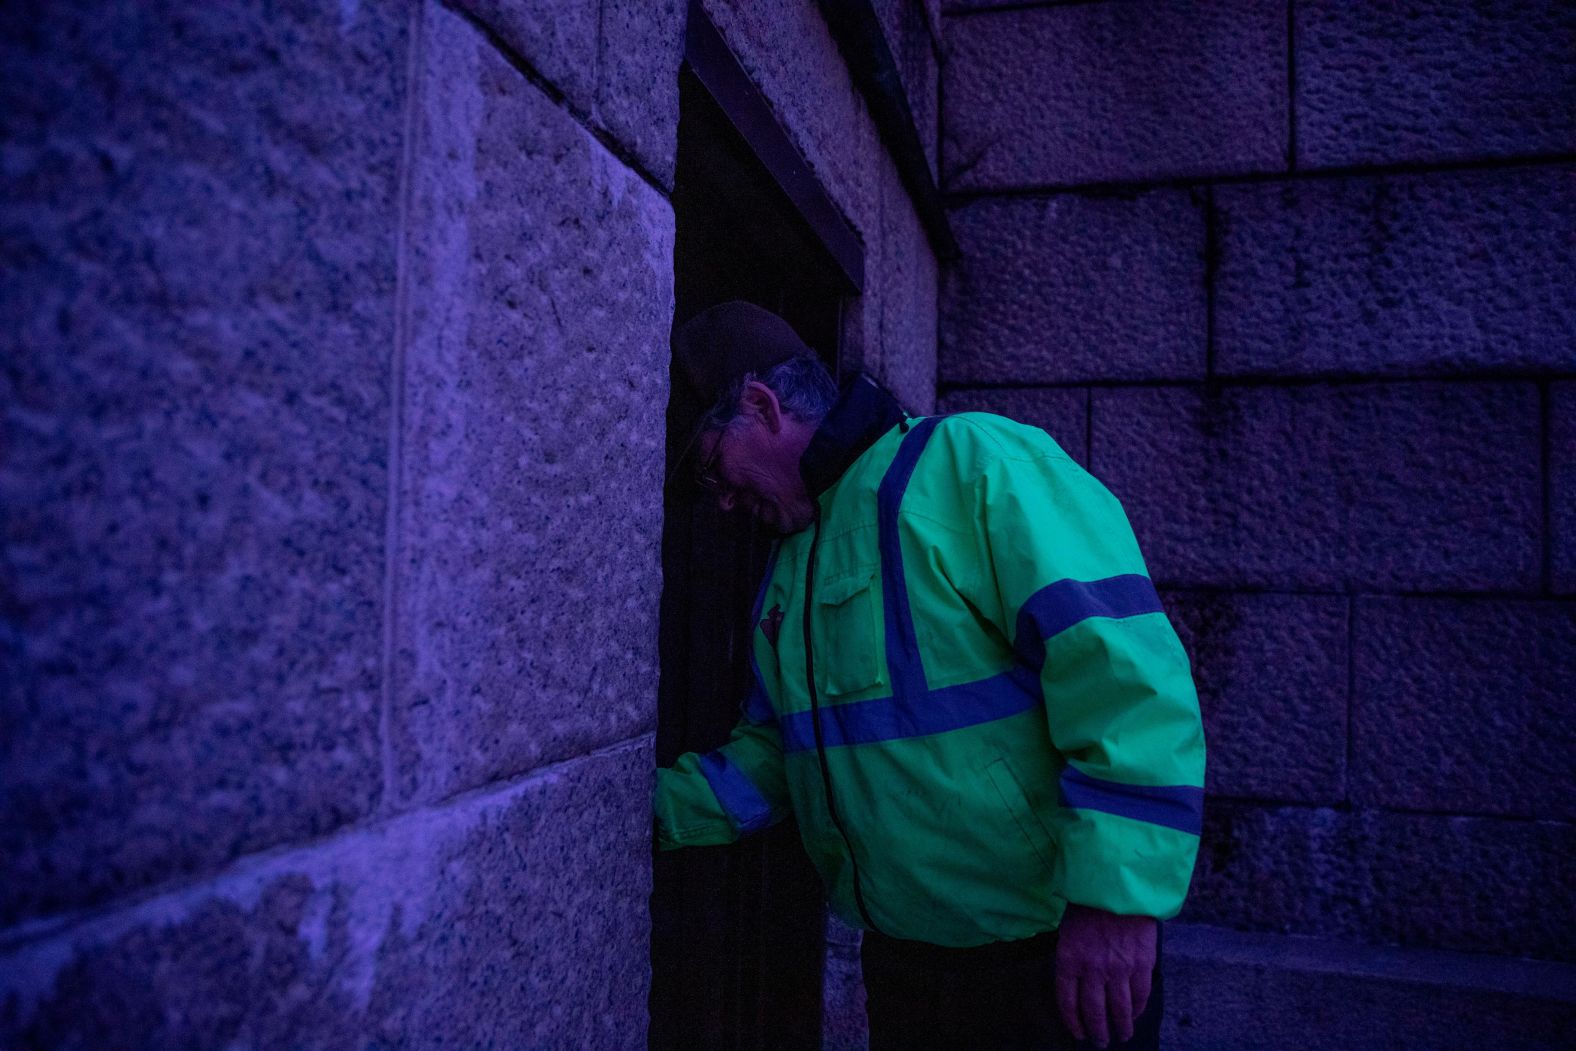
[717,489,736,512]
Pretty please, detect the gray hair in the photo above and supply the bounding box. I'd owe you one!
[704,354,838,431]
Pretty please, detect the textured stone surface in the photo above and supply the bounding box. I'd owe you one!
[695,0,930,405]
[391,4,670,805]
[942,0,1286,189]
[0,738,655,1051]
[1091,383,1542,592]
[597,0,685,186]
[450,0,598,117]
[822,914,868,1051]
[701,0,880,242]
[1352,598,1576,821]
[868,153,939,415]
[1165,592,1347,804]
[921,0,941,45]
[1555,383,1575,595]
[1165,923,1576,1051]
[873,0,940,180]
[941,190,1207,383]
[1184,802,1576,962]
[937,387,1088,466]
[1298,0,1576,169]
[1215,168,1576,378]
[0,0,404,925]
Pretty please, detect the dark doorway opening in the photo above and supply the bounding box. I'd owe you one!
[650,6,865,1050]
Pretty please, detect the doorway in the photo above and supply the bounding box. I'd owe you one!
[650,6,865,1049]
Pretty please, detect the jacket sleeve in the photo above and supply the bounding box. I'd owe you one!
[971,436,1205,919]
[653,557,793,851]
[654,716,790,850]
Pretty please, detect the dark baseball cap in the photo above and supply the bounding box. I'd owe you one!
[665,300,819,492]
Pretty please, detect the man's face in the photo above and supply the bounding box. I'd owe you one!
[696,384,817,534]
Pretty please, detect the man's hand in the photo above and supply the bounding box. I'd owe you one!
[1054,903,1157,1048]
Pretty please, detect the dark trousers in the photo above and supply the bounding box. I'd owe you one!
[861,926,1163,1051]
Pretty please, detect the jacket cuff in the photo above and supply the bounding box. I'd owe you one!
[1054,814,1201,920]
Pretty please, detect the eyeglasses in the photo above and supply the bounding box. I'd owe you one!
[695,429,727,495]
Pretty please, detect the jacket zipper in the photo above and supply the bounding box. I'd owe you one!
[803,504,882,934]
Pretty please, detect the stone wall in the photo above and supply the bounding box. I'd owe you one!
[938,0,1575,1047]
[2,0,943,1046]
[0,0,671,1045]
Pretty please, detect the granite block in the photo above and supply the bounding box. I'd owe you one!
[940,190,1207,384]
[450,0,598,117]
[1352,811,1576,963]
[1185,806,1367,945]
[1183,802,1576,962]
[1352,597,1576,820]
[1298,0,1576,169]
[937,387,1088,466]
[825,910,863,950]
[942,0,1286,189]
[597,0,685,186]
[921,0,941,47]
[1165,592,1347,804]
[872,0,940,181]
[1164,924,1576,1051]
[1215,168,1576,379]
[0,737,655,1050]
[1185,804,1358,949]
[1090,383,1542,592]
[1554,383,1575,594]
[700,0,880,241]
[841,111,913,394]
[822,914,868,1051]
[0,0,404,925]
[870,154,940,415]
[390,4,671,805]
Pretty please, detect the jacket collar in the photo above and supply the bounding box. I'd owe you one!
[799,373,909,500]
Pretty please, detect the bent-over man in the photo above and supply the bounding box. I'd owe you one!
[655,301,1205,1050]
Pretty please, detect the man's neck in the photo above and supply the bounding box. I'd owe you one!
[798,374,908,499]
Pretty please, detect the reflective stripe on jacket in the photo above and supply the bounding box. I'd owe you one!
[654,381,1206,948]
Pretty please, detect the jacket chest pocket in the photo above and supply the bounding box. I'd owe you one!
[814,570,886,697]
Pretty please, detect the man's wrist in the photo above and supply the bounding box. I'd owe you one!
[1064,902,1157,920]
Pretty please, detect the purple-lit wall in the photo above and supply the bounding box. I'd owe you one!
[2,0,942,1047]
[936,1,1575,1048]
[0,0,672,1044]
[8,0,1566,1047]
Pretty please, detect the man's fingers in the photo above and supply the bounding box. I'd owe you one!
[1079,975,1110,1048]
[1107,978,1134,1045]
[1055,972,1084,1042]
[1130,964,1154,1025]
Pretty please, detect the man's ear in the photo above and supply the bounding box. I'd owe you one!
[738,380,784,433]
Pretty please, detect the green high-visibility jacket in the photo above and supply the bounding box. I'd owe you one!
[655,377,1205,948]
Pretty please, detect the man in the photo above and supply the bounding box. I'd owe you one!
[656,301,1205,1050]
